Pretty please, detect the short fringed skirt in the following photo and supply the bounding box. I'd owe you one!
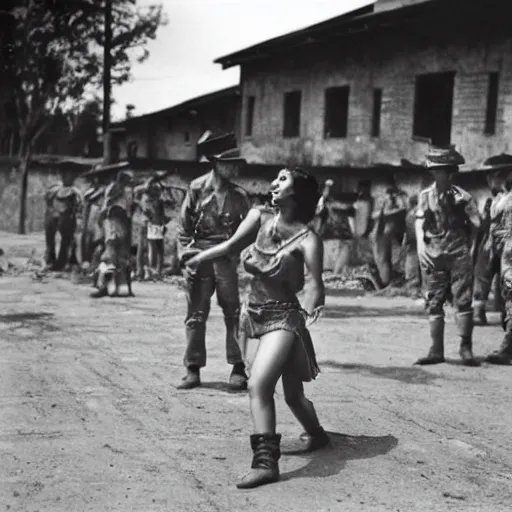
[240,301,320,382]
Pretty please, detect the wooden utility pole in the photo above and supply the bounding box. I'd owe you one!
[102,0,113,165]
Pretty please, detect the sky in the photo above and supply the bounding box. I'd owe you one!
[111,0,373,120]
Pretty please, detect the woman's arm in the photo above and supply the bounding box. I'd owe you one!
[186,208,262,268]
[301,231,325,315]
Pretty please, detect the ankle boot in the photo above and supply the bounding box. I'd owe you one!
[299,426,330,452]
[236,434,281,489]
[486,330,512,365]
[415,316,445,365]
[457,312,480,367]
[177,366,201,390]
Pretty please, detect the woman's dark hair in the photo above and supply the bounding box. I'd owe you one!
[289,167,321,223]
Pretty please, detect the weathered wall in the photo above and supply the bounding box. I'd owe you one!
[239,26,512,168]
[116,95,241,162]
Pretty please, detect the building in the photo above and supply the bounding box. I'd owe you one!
[215,0,512,171]
[111,86,240,162]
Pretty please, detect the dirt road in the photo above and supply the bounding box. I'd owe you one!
[1,236,512,511]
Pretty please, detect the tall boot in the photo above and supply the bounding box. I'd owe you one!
[236,434,281,489]
[415,316,445,365]
[457,312,480,367]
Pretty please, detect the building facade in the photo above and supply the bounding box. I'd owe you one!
[215,0,512,170]
[112,86,240,162]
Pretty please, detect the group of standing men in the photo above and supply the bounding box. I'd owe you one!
[44,166,176,296]
[313,174,416,290]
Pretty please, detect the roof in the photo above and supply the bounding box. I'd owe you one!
[214,0,499,69]
[112,86,240,128]
[0,154,102,169]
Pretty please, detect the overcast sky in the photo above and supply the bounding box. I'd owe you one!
[111,0,373,120]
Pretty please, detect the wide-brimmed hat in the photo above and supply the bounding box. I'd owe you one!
[425,145,465,170]
[197,131,237,158]
[210,147,247,164]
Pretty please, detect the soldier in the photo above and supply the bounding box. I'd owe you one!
[472,171,507,325]
[415,146,481,367]
[133,172,171,280]
[44,169,82,271]
[177,144,250,391]
[81,172,110,269]
[485,174,512,364]
[370,175,408,288]
[91,170,135,298]
[313,179,355,275]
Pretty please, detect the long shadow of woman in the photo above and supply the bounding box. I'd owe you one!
[279,432,398,481]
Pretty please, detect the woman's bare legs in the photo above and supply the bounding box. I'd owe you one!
[282,365,321,434]
[247,329,296,433]
[237,329,295,489]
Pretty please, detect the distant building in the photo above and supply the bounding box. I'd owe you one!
[215,0,512,170]
[111,86,240,161]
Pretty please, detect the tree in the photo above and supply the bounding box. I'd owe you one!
[1,0,165,234]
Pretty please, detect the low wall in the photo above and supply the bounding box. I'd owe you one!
[0,159,497,272]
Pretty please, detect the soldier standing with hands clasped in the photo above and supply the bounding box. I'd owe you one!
[177,135,250,391]
[414,146,481,367]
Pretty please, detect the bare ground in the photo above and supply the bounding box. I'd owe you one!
[1,231,512,512]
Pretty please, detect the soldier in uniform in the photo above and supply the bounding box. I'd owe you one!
[81,172,110,269]
[472,171,507,325]
[44,169,82,271]
[133,172,171,280]
[313,179,355,274]
[415,146,481,367]
[91,170,135,298]
[177,143,250,390]
[370,175,408,288]
[485,174,512,364]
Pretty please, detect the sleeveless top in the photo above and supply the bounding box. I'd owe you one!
[242,216,311,302]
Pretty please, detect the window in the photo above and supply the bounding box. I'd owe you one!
[283,91,301,138]
[413,71,455,146]
[485,72,499,135]
[371,88,383,138]
[324,86,350,138]
[245,96,256,136]
[184,131,190,143]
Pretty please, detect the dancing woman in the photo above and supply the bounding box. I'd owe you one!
[185,167,329,489]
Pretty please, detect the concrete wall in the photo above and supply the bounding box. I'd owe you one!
[239,25,512,168]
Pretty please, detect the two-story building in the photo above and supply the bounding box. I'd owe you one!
[112,86,240,161]
[215,0,512,178]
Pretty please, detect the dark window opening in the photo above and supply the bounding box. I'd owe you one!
[413,71,455,146]
[485,72,499,135]
[324,86,350,138]
[371,88,383,138]
[245,96,256,136]
[283,91,301,138]
[184,131,190,143]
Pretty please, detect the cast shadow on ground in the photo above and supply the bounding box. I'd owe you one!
[197,381,248,395]
[321,304,424,319]
[318,360,441,385]
[0,312,59,332]
[280,432,398,481]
